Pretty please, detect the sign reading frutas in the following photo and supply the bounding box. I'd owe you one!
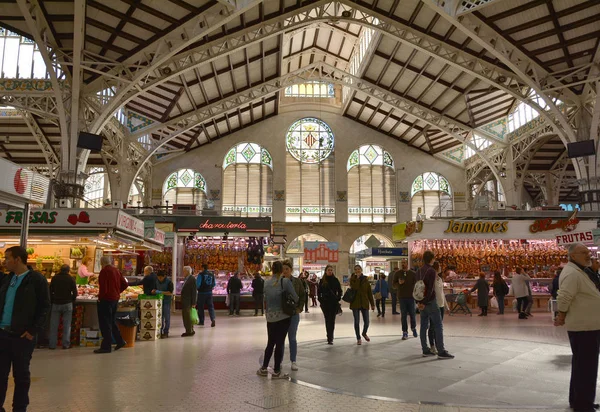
[530,211,579,233]
[556,231,593,246]
[444,220,508,234]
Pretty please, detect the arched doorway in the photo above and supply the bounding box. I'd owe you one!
[286,233,329,277]
[349,233,395,277]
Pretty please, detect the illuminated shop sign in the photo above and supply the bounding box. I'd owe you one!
[176,216,271,234]
[444,220,508,234]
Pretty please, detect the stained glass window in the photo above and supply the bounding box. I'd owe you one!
[284,82,335,98]
[162,169,207,210]
[222,143,272,217]
[286,118,334,164]
[286,118,335,222]
[411,172,452,220]
[347,145,394,171]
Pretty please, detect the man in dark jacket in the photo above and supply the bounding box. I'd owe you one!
[48,264,77,349]
[251,272,264,316]
[95,256,128,354]
[142,266,158,296]
[227,273,243,316]
[416,251,454,359]
[396,261,418,340]
[196,264,216,327]
[180,266,197,337]
[0,246,50,412]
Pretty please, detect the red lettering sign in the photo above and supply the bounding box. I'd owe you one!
[530,211,579,233]
[199,219,248,230]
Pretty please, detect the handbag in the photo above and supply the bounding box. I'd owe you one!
[281,278,297,316]
[374,279,382,300]
[342,287,356,303]
[336,303,343,316]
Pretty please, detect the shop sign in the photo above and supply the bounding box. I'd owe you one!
[444,220,508,234]
[176,216,271,234]
[304,242,339,264]
[0,158,50,204]
[530,211,579,233]
[556,230,593,246]
[116,211,145,237]
[371,247,408,257]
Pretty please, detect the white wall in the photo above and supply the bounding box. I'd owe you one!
[151,110,466,222]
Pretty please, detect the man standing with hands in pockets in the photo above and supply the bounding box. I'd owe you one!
[396,260,418,340]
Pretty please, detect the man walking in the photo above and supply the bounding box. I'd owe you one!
[396,261,418,340]
[511,268,531,319]
[196,264,216,327]
[95,256,128,354]
[0,246,50,412]
[416,250,454,359]
[180,266,197,337]
[389,267,400,314]
[48,264,77,349]
[252,272,264,316]
[555,243,600,412]
[227,273,243,316]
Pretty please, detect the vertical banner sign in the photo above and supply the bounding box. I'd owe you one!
[303,242,339,264]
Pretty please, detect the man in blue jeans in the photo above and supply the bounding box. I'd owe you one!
[416,250,454,359]
[396,261,418,340]
[196,264,216,327]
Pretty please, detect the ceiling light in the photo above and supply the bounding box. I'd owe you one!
[95,240,112,246]
[50,239,76,242]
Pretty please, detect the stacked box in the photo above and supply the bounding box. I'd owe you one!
[80,328,102,347]
[138,296,164,341]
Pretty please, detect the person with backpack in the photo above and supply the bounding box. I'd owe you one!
[283,260,305,371]
[350,265,375,345]
[257,261,298,379]
[251,272,265,316]
[415,251,454,359]
[196,264,216,327]
[318,265,342,345]
[492,271,509,315]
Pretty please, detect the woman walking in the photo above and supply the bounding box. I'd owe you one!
[373,274,389,318]
[350,265,375,345]
[492,271,509,315]
[257,261,298,379]
[428,264,446,354]
[283,261,306,371]
[318,265,342,344]
[301,271,310,313]
[470,272,490,316]
[309,274,318,307]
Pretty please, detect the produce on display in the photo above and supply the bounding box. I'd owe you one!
[77,285,99,300]
[411,240,567,274]
[26,247,35,256]
[70,247,84,258]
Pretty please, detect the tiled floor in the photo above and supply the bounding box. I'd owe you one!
[4,307,585,412]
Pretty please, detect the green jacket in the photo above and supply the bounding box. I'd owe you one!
[350,275,375,310]
[291,276,306,315]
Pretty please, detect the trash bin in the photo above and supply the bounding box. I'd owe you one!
[116,307,139,348]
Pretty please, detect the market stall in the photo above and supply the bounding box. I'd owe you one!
[394,215,596,312]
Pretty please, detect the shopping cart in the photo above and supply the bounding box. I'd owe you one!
[446,292,472,316]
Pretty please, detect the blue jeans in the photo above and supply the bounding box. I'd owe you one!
[399,298,417,333]
[420,301,445,353]
[49,303,73,349]
[288,314,300,362]
[196,293,215,324]
[352,308,369,340]
[161,300,171,334]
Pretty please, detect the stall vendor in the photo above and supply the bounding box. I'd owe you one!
[76,257,94,285]
[156,270,173,338]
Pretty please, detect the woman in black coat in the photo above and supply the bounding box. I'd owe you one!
[317,265,342,345]
[470,272,490,316]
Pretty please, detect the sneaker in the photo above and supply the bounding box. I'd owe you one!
[357,339,362,345]
[271,371,290,380]
[412,329,418,338]
[362,333,370,342]
[291,362,298,371]
[257,368,268,377]
[422,349,436,357]
[430,346,438,355]
[438,351,455,360]
[211,320,216,327]
[402,333,408,340]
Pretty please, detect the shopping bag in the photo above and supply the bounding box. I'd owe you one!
[190,308,199,325]
[225,294,230,307]
[490,297,498,309]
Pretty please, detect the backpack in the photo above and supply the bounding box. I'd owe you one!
[502,281,510,296]
[280,278,297,316]
[413,268,427,301]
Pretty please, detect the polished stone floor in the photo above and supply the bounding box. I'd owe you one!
[5,305,588,412]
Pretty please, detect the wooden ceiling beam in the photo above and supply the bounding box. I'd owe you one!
[120,0,179,24]
[486,0,547,22]
[87,1,161,34]
[86,18,145,44]
[531,30,600,57]
[518,13,600,46]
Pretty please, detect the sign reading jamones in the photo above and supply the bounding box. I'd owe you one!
[444,220,508,234]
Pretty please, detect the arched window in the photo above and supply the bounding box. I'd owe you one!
[222,143,273,217]
[162,169,207,210]
[347,145,396,223]
[83,167,109,208]
[285,118,335,222]
[411,172,452,220]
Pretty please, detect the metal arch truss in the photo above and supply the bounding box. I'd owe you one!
[18,110,61,178]
[0,94,62,119]
[466,146,506,185]
[430,0,504,17]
